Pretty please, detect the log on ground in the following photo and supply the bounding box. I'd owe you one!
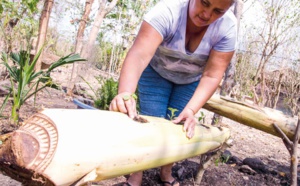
[0,109,231,186]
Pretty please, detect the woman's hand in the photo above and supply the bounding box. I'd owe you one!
[109,92,137,119]
[172,108,197,139]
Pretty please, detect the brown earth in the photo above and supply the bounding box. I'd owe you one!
[0,66,299,186]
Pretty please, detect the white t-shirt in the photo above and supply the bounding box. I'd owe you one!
[144,0,237,84]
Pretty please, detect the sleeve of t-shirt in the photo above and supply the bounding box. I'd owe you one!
[143,0,174,40]
[213,14,237,52]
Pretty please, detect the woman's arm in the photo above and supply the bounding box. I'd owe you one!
[173,49,234,138]
[186,49,235,112]
[109,21,163,118]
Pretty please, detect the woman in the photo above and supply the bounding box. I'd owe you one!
[109,0,237,185]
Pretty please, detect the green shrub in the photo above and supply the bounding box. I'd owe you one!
[84,76,140,112]
[94,77,118,110]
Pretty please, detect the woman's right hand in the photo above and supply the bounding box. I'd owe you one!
[109,92,137,119]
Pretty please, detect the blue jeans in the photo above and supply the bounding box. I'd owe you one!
[138,65,199,119]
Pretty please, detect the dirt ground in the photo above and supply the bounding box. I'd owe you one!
[0,66,299,186]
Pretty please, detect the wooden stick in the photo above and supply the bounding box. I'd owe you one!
[195,139,233,184]
[273,123,293,154]
[290,113,300,186]
[273,112,300,186]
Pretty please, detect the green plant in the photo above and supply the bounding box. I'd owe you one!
[1,49,86,124]
[167,107,178,120]
[215,153,230,166]
[198,111,206,123]
[0,91,9,118]
[82,76,140,111]
[213,117,219,124]
[94,77,119,110]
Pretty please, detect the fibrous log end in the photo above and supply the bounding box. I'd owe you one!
[0,113,58,186]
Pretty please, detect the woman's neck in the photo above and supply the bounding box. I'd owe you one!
[186,16,208,35]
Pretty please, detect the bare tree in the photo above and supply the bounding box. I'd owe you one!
[34,0,54,71]
[80,0,118,59]
[251,0,300,106]
[74,0,95,55]
[67,0,118,95]
[67,0,95,95]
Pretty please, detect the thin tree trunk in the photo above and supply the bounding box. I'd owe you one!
[68,0,118,95]
[67,0,95,95]
[81,0,118,59]
[34,0,54,71]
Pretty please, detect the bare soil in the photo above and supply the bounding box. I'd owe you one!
[0,66,299,186]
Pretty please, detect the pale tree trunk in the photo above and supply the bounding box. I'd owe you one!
[34,0,54,71]
[211,0,243,125]
[81,0,118,59]
[67,0,118,95]
[68,0,95,95]
[75,0,95,55]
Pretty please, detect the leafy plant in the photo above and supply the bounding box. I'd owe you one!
[167,107,178,120]
[198,111,206,123]
[215,153,230,166]
[0,91,9,118]
[94,77,119,110]
[82,76,139,111]
[0,49,86,124]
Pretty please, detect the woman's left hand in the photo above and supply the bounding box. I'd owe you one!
[172,108,197,139]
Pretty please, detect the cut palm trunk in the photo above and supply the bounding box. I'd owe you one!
[0,109,230,186]
[203,95,298,142]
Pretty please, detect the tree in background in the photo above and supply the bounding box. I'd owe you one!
[0,0,39,54]
[80,0,118,60]
[67,0,118,94]
[249,0,300,107]
[67,0,157,94]
[34,0,54,71]
[95,0,157,74]
[68,0,95,95]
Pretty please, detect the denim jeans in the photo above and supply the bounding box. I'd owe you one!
[138,65,199,119]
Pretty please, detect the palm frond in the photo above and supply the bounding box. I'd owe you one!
[47,53,86,72]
